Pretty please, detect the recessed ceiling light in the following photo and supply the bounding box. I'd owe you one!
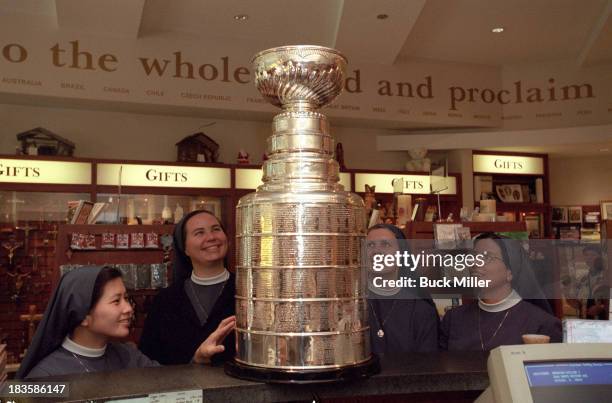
[234,14,248,21]
[492,27,504,33]
[377,14,389,20]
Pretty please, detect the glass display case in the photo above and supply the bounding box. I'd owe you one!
[95,193,223,225]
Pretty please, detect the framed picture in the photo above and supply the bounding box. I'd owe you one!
[602,201,612,220]
[551,206,568,223]
[568,206,583,223]
[496,184,523,203]
[523,214,543,239]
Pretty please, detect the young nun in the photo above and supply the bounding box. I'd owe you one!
[366,224,439,354]
[17,266,160,379]
[439,233,562,352]
[139,210,236,365]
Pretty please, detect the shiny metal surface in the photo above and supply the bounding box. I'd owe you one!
[236,45,371,370]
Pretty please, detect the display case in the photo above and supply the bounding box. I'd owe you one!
[552,205,601,241]
[472,151,550,238]
[351,169,462,225]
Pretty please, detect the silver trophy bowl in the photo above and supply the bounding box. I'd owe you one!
[251,45,347,110]
[226,45,377,383]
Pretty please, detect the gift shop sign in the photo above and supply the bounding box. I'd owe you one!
[355,173,456,195]
[472,154,544,175]
[0,159,91,184]
[97,163,231,189]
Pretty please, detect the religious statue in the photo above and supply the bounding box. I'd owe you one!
[335,142,346,170]
[405,148,431,172]
[237,149,250,164]
[364,184,376,218]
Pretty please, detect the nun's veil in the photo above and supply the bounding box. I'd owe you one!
[367,224,434,303]
[474,232,552,314]
[171,209,227,284]
[16,266,103,379]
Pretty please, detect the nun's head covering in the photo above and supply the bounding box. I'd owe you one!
[17,266,103,379]
[367,224,433,302]
[172,209,227,284]
[474,232,552,314]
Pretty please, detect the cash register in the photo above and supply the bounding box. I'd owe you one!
[476,343,612,403]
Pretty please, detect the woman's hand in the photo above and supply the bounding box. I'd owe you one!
[193,316,236,364]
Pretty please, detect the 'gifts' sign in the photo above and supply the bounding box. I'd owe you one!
[472,154,544,175]
[0,158,91,184]
[96,163,231,188]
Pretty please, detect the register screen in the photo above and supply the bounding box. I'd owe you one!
[524,361,612,403]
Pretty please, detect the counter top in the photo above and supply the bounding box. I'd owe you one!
[40,352,489,402]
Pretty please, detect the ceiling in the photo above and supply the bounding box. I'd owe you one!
[0,0,611,156]
[1,0,610,66]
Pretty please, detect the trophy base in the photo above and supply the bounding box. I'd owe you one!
[224,357,380,384]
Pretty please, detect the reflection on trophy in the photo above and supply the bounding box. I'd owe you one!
[226,45,377,382]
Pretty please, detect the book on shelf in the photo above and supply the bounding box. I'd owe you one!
[66,200,94,225]
[87,202,107,224]
[580,228,601,242]
[434,223,471,249]
[559,226,580,240]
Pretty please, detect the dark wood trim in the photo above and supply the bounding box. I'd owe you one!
[472,150,548,159]
[93,185,233,196]
[0,183,93,193]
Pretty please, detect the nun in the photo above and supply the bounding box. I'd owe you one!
[17,266,159,379]
[439,232,562,352]
[139,209,235,365]
[366,224,439,354]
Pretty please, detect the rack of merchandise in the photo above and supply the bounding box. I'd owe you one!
[472,151,550,238]
[552,204,601,241]
[54,224,175,342]
[404,221,526,240]
[351,169,463,225]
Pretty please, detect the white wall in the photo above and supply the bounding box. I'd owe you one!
[0,103,406,170]
[549,155,612,205]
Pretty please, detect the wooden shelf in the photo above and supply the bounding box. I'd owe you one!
[404,221,527,239]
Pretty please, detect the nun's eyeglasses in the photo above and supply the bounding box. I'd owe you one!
[366,240,395,249]
[481,254,504,265]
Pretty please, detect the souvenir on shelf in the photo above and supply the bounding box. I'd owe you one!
[70,233,81,249]
[237,149,250,164]
[101,233,116,249]
[84,233,97,250]
[116,233,129,249]
[66,200,95,224]
[424,205,437,222]
[176,132,220,163]
[136,264,151,289]
[16,127,75,156]
[145,232,159,249]
[130,233,145,249]
[77,233,88,250]
[150,263,168,288]
[496,184,523,203]
[117,264,136,290]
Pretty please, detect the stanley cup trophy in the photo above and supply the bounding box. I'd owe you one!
[225,45,379,383]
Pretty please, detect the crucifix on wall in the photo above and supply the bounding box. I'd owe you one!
[19,305,43,346]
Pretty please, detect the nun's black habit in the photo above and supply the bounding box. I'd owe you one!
[439,233,562,352]
[139,210,235,365]
[17,266,158,379]
[367,224,439,354]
